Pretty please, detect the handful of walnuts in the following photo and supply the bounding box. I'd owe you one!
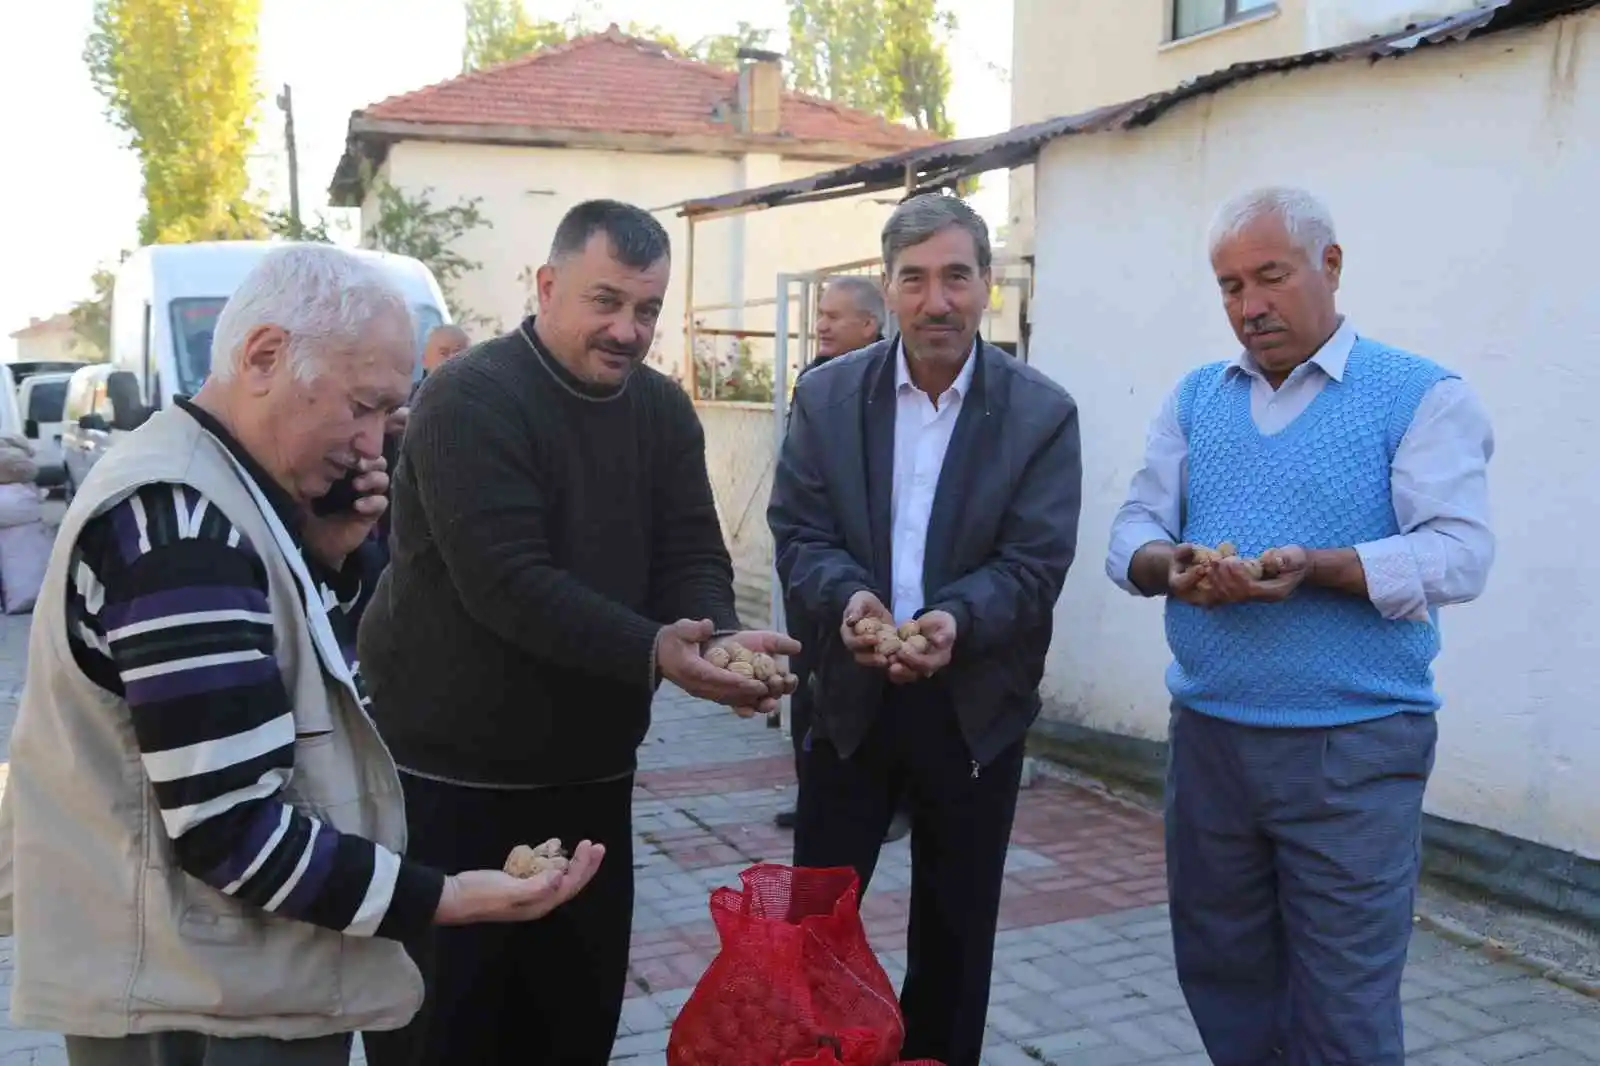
[1186,541,1283,587]
[703,640,799,714]
[852,617,932,661]
[504,839,569,879]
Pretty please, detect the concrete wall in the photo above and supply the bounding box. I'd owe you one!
[1006,0,1478,254]
[366,142,892,371]
[1028,11,1600,859]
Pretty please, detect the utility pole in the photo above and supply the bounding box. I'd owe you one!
[275,84,301,237]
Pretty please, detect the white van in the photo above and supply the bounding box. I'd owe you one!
[18,370,74,490]
[0,365,22,438]
[109,241,452,417]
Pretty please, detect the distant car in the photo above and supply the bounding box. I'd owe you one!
[17,371,73,492]
[59,364,143,499]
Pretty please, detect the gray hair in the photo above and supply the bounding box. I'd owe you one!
[210,244,413,383]
[1208,186,1338,263]
[882,193,992,276]
[822,275,886,331]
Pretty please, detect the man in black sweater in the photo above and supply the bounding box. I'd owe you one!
[358,200,799,1066]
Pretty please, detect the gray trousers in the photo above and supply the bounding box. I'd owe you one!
[1165,705,1436,1066]
[65,1033,351,1066]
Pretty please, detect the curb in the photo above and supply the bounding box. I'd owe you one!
[1412,911,1600,1000]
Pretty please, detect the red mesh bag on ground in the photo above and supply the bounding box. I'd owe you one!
[667,865,907,1066]
[782,1051,944,1066]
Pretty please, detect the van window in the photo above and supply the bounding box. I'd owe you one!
[27,380,69,422]
[171,297,227,396]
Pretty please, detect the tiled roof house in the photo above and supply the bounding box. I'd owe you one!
[326,26,944,358]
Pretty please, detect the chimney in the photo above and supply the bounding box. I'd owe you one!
[736,47,785,136]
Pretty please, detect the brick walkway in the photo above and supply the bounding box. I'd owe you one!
[2,615,1598,1065]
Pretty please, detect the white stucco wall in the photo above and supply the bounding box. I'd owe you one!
[1029,12,1600,858]
[366,141,892,370]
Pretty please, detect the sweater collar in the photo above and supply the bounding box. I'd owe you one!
[519,316,631,402]
[1229,316,1356,385]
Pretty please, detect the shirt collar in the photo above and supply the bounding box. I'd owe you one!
[175,396,304,536]
[1229,317,1356,384]
[895,337,979,399]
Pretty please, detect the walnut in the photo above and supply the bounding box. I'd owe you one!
[728,661,756,679]
[905,634,930,654]
[504,839,568,879]
[705,645,732,670]
[896,621,920,641]
[853,617,882,637]
[730,643,754,665]
[875,634,903,656]
[750,653,777,682]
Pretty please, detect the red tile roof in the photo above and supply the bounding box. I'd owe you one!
[355,25,942,155]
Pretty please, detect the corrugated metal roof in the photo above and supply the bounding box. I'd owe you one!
[678,0,1598,219]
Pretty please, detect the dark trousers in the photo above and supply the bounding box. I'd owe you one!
[65,1034,350,1066]
[794,684,1024,1066]
[362,771,636,1066]
[1166,706,1437,1066]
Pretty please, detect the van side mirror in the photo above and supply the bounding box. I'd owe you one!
[23,419,38,439]
[79,413,109,433]
[106,371,151,432]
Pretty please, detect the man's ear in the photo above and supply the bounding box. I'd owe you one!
[536,264,558,314]
[238,325,290,395]
[1324,243,1344,291]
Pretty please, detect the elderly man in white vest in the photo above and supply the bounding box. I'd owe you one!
[0,244,603,1066]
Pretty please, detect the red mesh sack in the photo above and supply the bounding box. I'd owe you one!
[667,865,906,1066]
[782,1052,945,1066]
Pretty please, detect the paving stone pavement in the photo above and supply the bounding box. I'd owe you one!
[0,613,1597,1065]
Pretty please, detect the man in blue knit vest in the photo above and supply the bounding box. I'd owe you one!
[1107,187,1495,1065]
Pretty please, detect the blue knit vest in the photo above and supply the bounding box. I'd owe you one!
[1164,338,1455,727]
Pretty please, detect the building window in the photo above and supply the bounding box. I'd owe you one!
[1172,0,1276,40]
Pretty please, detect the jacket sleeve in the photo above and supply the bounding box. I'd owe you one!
[923,397,1083,655]
[767,383,879,629]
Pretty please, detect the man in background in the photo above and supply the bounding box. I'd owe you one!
[421,324,471,379]
[775,276,909,839]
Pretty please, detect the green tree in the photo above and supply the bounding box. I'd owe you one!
[263,208,343,243]
[462,0,766,72]
[362,179,492,324]
[68,255,129,360]
[86,0,267,245]
[787,0,956,135]
[462,0,587,70]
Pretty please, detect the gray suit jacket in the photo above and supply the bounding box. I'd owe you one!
[767,336,1083,765]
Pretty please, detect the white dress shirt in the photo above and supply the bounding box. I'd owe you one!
[1105,320,1496,621]
[890,341,977,624]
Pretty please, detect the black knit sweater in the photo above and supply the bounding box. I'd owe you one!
[358,319,741,787]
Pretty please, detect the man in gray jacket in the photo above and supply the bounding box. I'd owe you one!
[768,194,1082,1066]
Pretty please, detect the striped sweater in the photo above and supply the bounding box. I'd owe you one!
[64,480,442,941]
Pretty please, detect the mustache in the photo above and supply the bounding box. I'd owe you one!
[1243,315,1289,335]
[914,315,960,329]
